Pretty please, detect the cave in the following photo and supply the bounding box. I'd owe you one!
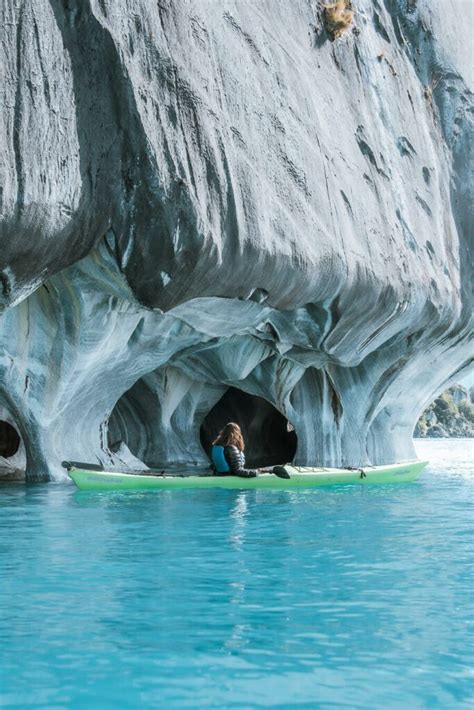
[107,368,227,469]
[107,374,160,465]
[0,420,21,458]
[200,387,297,468]
[108,378,297,470]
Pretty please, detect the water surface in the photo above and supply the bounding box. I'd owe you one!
[1,439,472,708]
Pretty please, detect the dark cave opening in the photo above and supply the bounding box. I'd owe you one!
[0,420,21,458]
[200,387,297,468]
[107,377,154,458]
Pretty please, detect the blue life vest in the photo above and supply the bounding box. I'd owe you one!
[211,445,230,473]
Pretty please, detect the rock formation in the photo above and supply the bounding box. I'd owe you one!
[415,385,474,438]
[0,0,472,480]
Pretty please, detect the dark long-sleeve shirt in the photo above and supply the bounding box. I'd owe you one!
[211,445,257,478]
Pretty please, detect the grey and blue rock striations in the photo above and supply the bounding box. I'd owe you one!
[0,0,472,480]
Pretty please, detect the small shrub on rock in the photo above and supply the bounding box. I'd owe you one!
[323,1,354,40]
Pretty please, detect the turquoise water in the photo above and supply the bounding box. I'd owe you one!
[1,440,473,709]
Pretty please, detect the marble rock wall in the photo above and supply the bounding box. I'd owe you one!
[0,0,472,479]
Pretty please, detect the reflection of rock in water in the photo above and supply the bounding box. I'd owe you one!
[0,1,472,479]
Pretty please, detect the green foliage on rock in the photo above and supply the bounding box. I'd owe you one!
[415,385,474,438]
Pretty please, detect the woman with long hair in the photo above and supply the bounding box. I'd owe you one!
[210,422,258,478]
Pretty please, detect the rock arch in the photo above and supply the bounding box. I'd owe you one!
[108,367,227,470]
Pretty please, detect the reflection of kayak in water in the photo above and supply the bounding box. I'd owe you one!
[64,460,428,491]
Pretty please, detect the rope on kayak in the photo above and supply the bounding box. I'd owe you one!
[277,465,368,477]
[291,465,333,473]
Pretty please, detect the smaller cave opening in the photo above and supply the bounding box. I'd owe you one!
[0,420,21,458]
[107,378,154,462]
[200,387,297,468]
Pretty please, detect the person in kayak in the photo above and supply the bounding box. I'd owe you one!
[210,422,258,478]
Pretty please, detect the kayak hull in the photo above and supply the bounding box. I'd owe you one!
[67,461,428,491]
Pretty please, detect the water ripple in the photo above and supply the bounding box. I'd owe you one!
[0,440,473,708]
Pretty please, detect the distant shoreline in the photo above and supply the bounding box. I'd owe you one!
[415,385,473,439]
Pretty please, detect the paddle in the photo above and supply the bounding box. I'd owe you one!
[271,465,291,479]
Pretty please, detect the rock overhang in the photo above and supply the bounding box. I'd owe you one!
[0,0,471,479]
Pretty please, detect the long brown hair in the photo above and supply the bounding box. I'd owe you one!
[212,422,245,451]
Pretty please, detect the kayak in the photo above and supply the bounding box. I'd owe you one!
[64,460,428,491]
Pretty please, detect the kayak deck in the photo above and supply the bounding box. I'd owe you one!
[66,460,428,491]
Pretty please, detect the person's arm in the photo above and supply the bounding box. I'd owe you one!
[224,446,257,478]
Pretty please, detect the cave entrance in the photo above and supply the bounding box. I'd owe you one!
[0,420,20,458]
[200,387,297,468]
[107,376,156,464]
[107,369,225,469]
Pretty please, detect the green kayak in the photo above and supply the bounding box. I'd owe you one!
[65,460,428,491]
